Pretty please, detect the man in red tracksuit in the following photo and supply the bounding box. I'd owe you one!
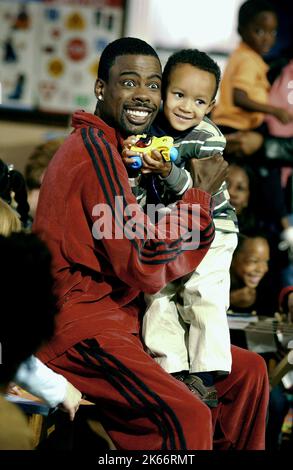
[34,37,269,450]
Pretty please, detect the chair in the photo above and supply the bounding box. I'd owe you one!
[7,389,116,450]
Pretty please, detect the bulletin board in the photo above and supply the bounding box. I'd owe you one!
[0,0,124,113]
[0,0,42,109]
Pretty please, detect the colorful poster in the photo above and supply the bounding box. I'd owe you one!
[0,0,41,109]
[0,0,124,112]
[38,0,123,112]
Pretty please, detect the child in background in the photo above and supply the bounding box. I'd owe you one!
[226,163,259,235]
[213,0,293,310]
[0,231,58,449]
[212,0,292,234]
[226,164,250,217]
[213,0,293,133]
[24,138,64,219]
[0,198,81,423]
[230,234,270,312]
[123,49,238,407]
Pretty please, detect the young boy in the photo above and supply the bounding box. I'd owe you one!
[230,234,270,312]
[123,49,238,407]
[213,0,293,133]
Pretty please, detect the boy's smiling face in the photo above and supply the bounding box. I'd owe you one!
[232,238,270,288]
[226,164,250,215]
[163,63,216,132]
[240,11,278,56]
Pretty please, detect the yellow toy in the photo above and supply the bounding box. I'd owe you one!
[129,135,178,169]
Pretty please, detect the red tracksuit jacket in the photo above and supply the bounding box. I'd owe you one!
[34,111,215,362]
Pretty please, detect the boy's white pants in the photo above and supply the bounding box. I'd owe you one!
[142,231,238,374]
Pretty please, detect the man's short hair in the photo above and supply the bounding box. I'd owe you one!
[98,37,160,82]
[162,49,221,100]
[238,0,277,34]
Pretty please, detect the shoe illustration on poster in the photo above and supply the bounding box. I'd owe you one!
[3,36,18,63]
[8,73,25,100]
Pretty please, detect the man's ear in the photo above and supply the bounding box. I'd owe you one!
[206,99,216,115]
[95,78,105,101]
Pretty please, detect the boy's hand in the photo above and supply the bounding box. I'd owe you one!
[140,150,172,177]
[273,108,293,124]
[122,146,172,177]
[189,153,228,195]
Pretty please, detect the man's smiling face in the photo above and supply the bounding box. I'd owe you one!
[96,54,162,137]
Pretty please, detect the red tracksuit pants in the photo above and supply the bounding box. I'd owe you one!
[48,331,269,450]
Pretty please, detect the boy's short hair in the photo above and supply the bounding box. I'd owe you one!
[25,138,64,190]
[238,0,277,34]
[162,49,221,100]
[234,232,268,256]
[0,198,21,236]
[98,37,161,83]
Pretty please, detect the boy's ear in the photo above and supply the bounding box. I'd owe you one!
[95,78,105,101]
[206,99,216,115]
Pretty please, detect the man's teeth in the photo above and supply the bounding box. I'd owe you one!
[126,109,149,117]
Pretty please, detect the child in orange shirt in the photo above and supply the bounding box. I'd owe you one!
[213,0,293,132]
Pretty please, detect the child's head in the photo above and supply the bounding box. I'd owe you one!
[0,232,57,386]
[238,0,278,56]
[226,164,250,215]
[25,138,64,218]
[0,198,21,236]
[231,234,270,288]
[162,49,221,132]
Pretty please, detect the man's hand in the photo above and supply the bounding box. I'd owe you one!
[59,382,82,421]
[121,136,140,168]
[189,153,228,195]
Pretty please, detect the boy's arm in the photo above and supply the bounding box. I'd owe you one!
[233,88,293,124]
[159,164,192,196]
[161,130,226,196]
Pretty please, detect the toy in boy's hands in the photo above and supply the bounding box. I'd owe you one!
[128,135,178,169]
